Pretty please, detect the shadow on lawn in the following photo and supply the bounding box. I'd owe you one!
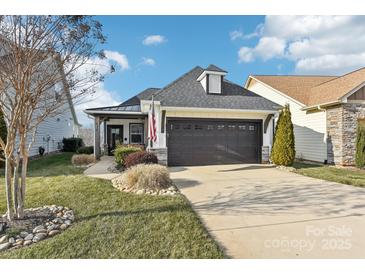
[78,204,188,222]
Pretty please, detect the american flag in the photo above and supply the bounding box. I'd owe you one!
[148,96,157,143]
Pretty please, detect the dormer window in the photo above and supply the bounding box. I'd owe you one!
[197,64,227,94]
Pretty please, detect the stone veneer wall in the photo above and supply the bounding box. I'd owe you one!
[326,103,365,165]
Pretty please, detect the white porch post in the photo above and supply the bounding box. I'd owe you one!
[94,116,101,160]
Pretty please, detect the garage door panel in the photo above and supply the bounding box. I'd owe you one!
[167,119,261,166]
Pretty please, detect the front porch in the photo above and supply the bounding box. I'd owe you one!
[92,113,148,159]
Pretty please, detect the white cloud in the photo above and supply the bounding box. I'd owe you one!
[71,51,128,127]
[237,16,365,74]
[238,47,254,63]
[142,57,156,66]
[74,82,121,127]
[143,35,167,46]
[230,30,244,40]
[104,50,129,70]
[238,36,285,63]
[230,24,263,41]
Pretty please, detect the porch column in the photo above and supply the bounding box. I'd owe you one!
[94,116,101,160]
[103,120,108,155]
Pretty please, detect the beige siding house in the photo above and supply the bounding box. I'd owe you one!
[245,67,365,166]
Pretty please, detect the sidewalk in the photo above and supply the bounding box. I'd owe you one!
[84,156,120,180]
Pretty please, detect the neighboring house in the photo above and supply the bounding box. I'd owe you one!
[0,40,80,157]
[28,94,80,157]
[85,65,280,166]
[246,67,365,166]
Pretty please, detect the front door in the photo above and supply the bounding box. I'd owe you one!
[107,125,124,155]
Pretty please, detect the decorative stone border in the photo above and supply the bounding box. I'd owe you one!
[113,183,179,196]
[0,205,74,252]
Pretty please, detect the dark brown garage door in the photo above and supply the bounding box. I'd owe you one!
[167,119,262,166]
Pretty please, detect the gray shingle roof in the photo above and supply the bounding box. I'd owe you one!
[85,65,280,114]
[154,66,280,111]
[206,64,227,73]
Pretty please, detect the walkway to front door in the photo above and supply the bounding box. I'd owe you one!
[170,164,365,258]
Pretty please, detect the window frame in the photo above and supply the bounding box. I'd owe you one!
[129,123,144,144]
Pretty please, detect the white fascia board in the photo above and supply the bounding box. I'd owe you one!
[196,70,227,81]
[247,76,306,107]
[300,100,341,111]
[161,106,278,114]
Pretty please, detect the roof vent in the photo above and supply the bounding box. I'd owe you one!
[197,64,227,94]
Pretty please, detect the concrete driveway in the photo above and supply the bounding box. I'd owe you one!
[170,164,365,258]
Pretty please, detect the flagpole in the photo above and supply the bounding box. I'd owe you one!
[149,95,154,149]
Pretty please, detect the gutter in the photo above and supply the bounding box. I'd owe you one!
[301,100,342,111]
[83,110,146,115]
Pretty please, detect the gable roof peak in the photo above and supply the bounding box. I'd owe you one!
[206,64,227,73]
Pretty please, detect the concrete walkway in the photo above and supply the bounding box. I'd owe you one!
[84,156,120,180]
[170,164,365,259]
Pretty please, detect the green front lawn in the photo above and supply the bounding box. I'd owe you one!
[0,153,224,258]
[293,162,365,187]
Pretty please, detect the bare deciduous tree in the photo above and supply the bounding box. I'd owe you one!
[0,15,108,221]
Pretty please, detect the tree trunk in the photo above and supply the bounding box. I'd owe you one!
[4,157,14,221]
[13,152,20,217]
[18,153,28,218]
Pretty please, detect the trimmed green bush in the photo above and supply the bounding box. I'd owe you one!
[114,145,142,165]
[271,104,296,166]
[77,146,94,155]
[62,137,83,152]
[124,151,158,169]
[355,122,365,168]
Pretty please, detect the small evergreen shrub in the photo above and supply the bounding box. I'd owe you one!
[114,145,142,165]
[71,154,95,166]
[112,164,172,191]
[77,146,94,154]
[62,137,83,152]
[271,104,296,166]
[355,122,365,168]
[124,151,158,169]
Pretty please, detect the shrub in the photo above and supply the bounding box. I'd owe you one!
[71,154,95,166]
[114,145,142,165]
[124,151,158,169]
[271,104,295,166]
[112,164,172,191]
[355,123,365,168]
[38,146,45,156]
[77,146,94,154]
[62,137,83,152]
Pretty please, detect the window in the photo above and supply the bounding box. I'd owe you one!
[228,125,236,130]
[183,124,191,130]
[238,125,246,130]
[207,125,214,130]
[249,125,255,131]
[130,123,144,144]
[195,124,203,130]
[217,125,225,130]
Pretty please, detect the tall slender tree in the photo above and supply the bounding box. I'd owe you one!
[355,122,365,168]
[271,104,296,166]
[0,16,108,221]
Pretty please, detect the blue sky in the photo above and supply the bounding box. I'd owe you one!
[78,16,365,127]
